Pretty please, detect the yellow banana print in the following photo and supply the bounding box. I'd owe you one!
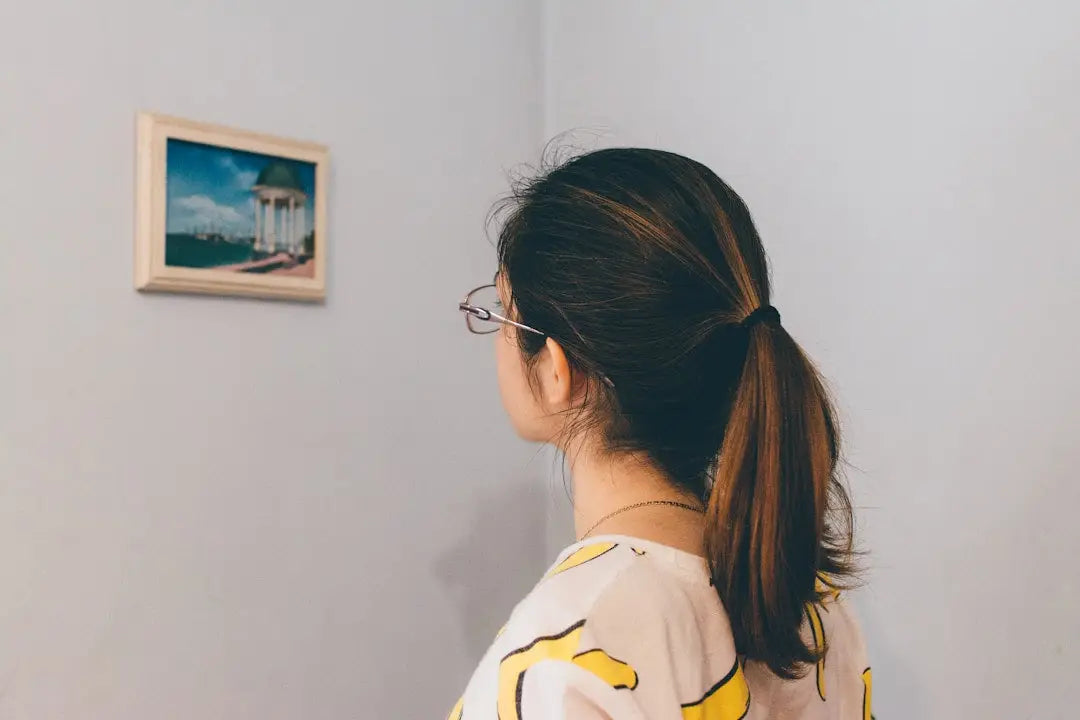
[681,659,751,720]
[861,667,873,720]
[497,620,638,720]
[805,603,826,701]
[572,649,639,689]
[815,574,841,603]
[545,542,618,579]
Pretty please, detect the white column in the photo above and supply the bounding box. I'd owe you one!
[265,199,275,253]
[289,196,297,254]
[297,205,306,255]
[253,198,262,251]
[280,204,287,255]
[284,199,291,254]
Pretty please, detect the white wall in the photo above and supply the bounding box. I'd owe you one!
[0,1,545,717]
[546,2,1080,718]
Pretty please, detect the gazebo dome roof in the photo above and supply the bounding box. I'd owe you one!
[254,162,304,191]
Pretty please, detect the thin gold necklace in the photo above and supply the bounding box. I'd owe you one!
[580,499,705,540]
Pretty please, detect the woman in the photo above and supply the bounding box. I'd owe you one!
[451,148,870,719]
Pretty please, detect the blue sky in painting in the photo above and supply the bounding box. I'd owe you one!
[165,139,316,236]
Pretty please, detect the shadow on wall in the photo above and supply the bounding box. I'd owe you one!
[433,471,551,663]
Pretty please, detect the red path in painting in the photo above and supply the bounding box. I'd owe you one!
[271,260,315,277]
[216,253,315,277]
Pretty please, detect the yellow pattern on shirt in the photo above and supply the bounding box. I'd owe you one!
[544,542,618,578]
[861,667,873,720]
[681,659,751,720]
[497,620,637,720]
[805,602,827,700]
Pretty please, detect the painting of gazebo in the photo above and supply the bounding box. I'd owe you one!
[136,113,328,301]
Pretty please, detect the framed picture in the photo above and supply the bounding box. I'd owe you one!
[135,112,328,301]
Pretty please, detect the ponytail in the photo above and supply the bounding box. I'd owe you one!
[705,317,853,679]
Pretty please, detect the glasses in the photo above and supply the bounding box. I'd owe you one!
[458,283,544,336]
[459,282,617,388]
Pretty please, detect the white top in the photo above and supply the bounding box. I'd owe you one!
[447,536,872,720]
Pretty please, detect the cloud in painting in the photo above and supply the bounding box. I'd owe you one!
[173,194,250,233]
[217,154,259,190]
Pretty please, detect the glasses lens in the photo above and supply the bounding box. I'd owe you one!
[465,284,504,334]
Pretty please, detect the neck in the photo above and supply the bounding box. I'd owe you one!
[567,439,707,556]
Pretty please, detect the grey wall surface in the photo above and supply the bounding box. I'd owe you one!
[5,2,1078,717]
[0,1,546,717]
[544,2,1080,718]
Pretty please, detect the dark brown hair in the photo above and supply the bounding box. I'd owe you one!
[495,147,855,678]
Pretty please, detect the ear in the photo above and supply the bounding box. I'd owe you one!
[537,336,574,409]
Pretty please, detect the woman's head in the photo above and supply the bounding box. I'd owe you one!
[484,147,855,678]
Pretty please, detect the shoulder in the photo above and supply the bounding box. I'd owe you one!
[498,539,746,717]
[507,539,719,638]
[500,540,639,642]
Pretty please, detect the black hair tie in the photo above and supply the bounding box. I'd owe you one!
[740,305,781,329]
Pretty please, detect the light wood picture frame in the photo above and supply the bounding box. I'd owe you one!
[135,112,329,301]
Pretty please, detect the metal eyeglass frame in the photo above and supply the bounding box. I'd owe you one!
[458,283,616,388]
[458,283,544,336]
